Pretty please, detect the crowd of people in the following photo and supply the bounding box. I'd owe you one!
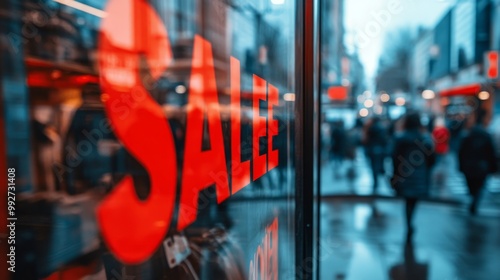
[327,109,499,237]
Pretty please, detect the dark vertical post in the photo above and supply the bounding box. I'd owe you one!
[0,0,32,194]
[295,0,320,279]
[0,58,6,280]
[315,1,323,277]
[1,0,32,278]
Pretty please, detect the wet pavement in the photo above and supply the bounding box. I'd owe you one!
[321,149,500,215]
[229,148,500,280]
[319,199,500,280]
[319,149,500,280]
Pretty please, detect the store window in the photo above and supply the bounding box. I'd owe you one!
[1,0,300,279]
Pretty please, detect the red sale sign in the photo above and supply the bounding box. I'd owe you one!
[98,0,280,263]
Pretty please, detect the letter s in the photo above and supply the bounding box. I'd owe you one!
[97,0,176,263]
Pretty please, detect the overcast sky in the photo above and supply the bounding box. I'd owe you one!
[344,0,455,89]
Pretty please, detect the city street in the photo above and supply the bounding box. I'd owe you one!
[321,149,500,215]
[318,150,500,280]
[319,199,500,280]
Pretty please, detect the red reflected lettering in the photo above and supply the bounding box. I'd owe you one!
[178,35,230,230]
[249,218,279,280]
[253,75,267,180]
[268,84,279,171]
[97,0,284,263]
[97,0,176,263]
[230,57,251,194]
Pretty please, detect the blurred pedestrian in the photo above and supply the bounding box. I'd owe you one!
[364,116,388,192]
[31,109,61,192]
[344,118,364,179]
[426,114,435,134]
[330,120,347,177]
[458,110,498,215]
[391,112,436,238]
[432,117,450,156]
[448,116,465,152]
[431,117,450,187]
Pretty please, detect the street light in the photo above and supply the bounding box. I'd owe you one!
[422,90,435,100]
[478,91,490,101]
[342,79,350,87]
[380,93,390,102]
[363,99,374,108]
[359,108,369,117]
[175,85,187,94]
[283,93,295,101]
[395,97,406,106]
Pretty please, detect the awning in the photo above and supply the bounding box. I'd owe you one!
[439,84,481,97]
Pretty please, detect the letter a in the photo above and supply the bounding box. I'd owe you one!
[178,35,230,230]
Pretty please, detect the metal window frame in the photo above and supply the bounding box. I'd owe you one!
[295,0,321,279]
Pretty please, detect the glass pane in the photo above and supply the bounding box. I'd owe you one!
[319,0,500,279]
[1,0,298,278]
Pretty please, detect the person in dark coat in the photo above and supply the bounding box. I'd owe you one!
[364,117,388,192]
[458,109,498,215]
[330,120,347,177]
[391,112,436,238]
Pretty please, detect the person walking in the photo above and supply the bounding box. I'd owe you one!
[391,112,436,238]
[458,110,498,215]
[364,117,388,192]
[344,118,364,180]
[432,117,450,187]
[432,117,450,156]
[330,120,347,177]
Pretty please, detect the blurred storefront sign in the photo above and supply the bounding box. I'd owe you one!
[328,86,348,101]
[438,83,496,118]
[485,51,499,80]
[439,83,481,97]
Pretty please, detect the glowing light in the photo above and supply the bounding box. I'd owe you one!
[357,95,365,103]
[363,99,374,108]
[283,93,295,101]
[101,93,110,103]
[363,91,372,97]
[341,79,350,87]
[395,97,406,106]
[51,70,62,79]
[478,91,490,101]
[380,93,390,102]
[359,108,369,117]
[430,45,439,57]
[54,0,107,18]
[175,85,187,94]
[422,90,435,100]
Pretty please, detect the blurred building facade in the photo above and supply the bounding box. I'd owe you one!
[410,28,434,96]
[321,0,366,122]
[408,0,500,126]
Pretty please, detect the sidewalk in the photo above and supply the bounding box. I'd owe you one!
[321,149,500,214]
[319,199,500,280]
